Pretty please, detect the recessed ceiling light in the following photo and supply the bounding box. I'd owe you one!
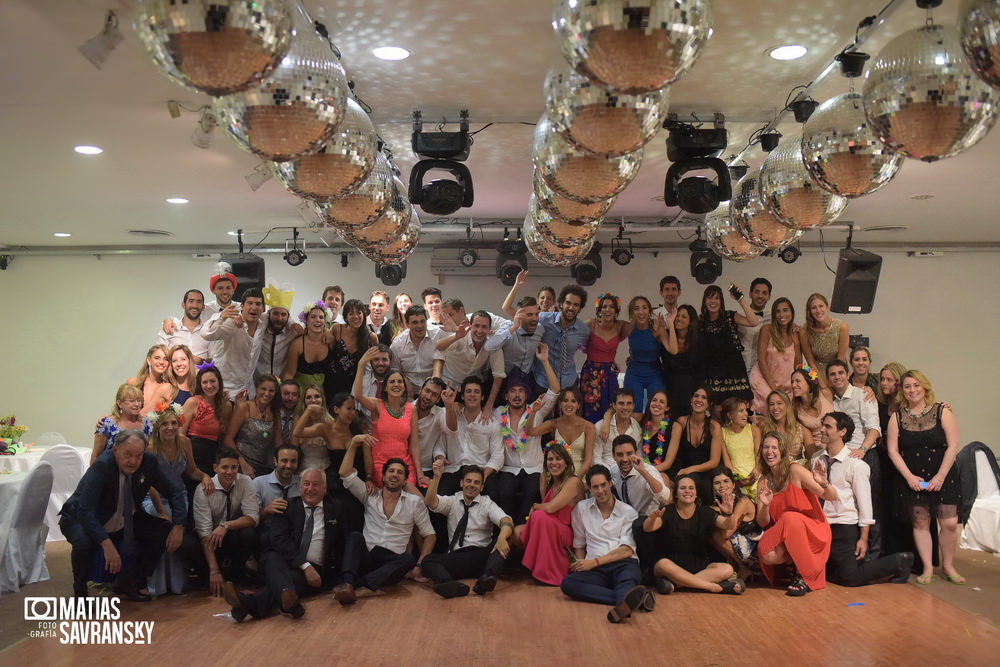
[166,197,189,204]
[372,46,410,61]
[74,145,103,155]
[910,194,934,200]
[53,232,72,238]
[769,45,808,61]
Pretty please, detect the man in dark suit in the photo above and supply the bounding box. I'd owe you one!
[59,429,186,599]
[222,468,344,621]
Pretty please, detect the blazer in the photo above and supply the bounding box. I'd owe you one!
[60,450,186,543]
[265,496,345,581]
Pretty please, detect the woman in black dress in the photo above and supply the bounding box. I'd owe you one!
[698,285,758,419]
[661,386,723,501]
[661,304,702,417]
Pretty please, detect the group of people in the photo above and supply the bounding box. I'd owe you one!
[57,263,966,624]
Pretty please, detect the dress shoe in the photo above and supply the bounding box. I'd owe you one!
[653,578,674,595]
[112,580,152,602]
[473,575,497,596]
[280,589,305,619]
[433,581,470,599]
[332,583,357,605]
[890,552,915,584]
[607,585,646,623]
[222,582,250,623]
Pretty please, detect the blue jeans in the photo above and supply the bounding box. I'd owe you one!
[560,559,642,605]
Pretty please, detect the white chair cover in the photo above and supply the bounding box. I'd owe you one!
[41,444,86,542]
[0,461,53,592]
[961,449,1000,553]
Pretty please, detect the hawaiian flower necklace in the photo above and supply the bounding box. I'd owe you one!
[500,405,531,452]
[642,417,670,463]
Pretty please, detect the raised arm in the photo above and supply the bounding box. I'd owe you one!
[281,337,302,380]
[656,311,678,355]
[730,285,758,327]
[293,404,327,439]
[536,476,584,514]
[501,269,529,318]
[352,347,381,414]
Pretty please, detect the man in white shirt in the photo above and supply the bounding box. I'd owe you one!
[257,285,302,377]
[561,465,650,624]
[322,285,346,325]
[421,287,444,327]
[390,305,443,397]
[333,436,436,603]
[738,278,772,374]
[595,389,643,469]
[436,375,504,497]
[413,377,447,480]
[434,311,506,415]
[158,289,210,362]
[202,287,267,400]
[610,436,672,515]
[815,412,913,586]
[652,275,681,320]
[422,461,514,598]
[357,344,393,419]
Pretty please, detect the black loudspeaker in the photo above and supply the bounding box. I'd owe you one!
[831,248,882,314]
[220,253,266,301]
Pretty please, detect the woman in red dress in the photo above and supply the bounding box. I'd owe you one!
[756,431,837,596]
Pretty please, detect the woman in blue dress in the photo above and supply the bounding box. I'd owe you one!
[623,296,673,412]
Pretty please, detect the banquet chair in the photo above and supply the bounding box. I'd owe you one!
[959,442,1000,553]
[41,443,86,541]
[0,461,53,592]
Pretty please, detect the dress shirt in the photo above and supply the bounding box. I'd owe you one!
[434,333,506,387]
[571,497,639,560]
[202,315,266,397]
[252,471,301,508]
[415,403,447,470]
[390,328,445,393]
[103,472,127,533]
[533,311,590,388]
[193,474,260,537]
[158,317,210,360]
[357,365,390,418]
[811,446,872,526]
[203,300,240,367]
[431,491,509,549]
[496,391,558,474]
[256,324,298,377]
[341,471,435,553]
[436,410,504,473]
[610,463,671,515]
[488,318,545,374]
[738,311,770,373]
[832,384,881,450]
[594,417,642,469]
[302,502,326,566]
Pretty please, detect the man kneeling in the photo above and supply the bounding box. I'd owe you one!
[560,464,651,623]
[423,460,514,598]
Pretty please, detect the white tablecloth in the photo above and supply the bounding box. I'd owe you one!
[0,471,29,588]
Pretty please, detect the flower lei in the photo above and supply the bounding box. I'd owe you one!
[641,417,670,464]
[298,300,333,325]
[149,401,186,427]
[499,405,531,452]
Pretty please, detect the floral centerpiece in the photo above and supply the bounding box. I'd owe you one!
[0,414,29,455]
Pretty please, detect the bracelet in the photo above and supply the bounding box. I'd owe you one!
[209,570,220,575]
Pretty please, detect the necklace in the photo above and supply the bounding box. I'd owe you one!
[500,405,531,451]
[385,401,404,419]
[641,417,670,464]
[904,403,931,419]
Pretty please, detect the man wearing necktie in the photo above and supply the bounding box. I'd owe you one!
[60,430,186,600]
[222,468,345,621]
[814,412,913,587]
[421,460,514,598]
[277,381,301,443]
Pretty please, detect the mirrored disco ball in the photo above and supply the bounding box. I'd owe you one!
[705,202,764,262]
[862,23,999,162]
[361,207,421,264]
[271,98,377,202]
[134,0,292,96]
[731,174,803,248]
[310,151,394,229]
[960,0,1000,90]
[213,2,348,160]
[339,177,411,250]
[528,194,603,247]
[554,0,713,94]
[523,215,597,266]
[533,172,615,224]
[801,92,904,198]
[533,116,643,204]
[759,136,848,230]
[545,67,670,155]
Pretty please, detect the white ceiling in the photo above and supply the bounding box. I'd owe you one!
[1,0,997,256]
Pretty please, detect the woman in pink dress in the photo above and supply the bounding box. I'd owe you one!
[514,442,585,585]
[749,298,800,414]
[790,366,833,446]
[580,293,630,422]
[352,347,421,489]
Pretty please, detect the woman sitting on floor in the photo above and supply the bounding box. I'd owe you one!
[709,466,762,581]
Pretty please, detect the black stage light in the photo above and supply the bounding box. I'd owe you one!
[689,238,722,285]
[779,245,802,264]
[836,50,870,78]
[458,247,479,267]
[789,98,819,123]
[760,131,782,152]
[664,119,732,215]
[496,239,527,287]
[283,228,307,267]
[409,110,474,216]
[571,242,603,286]
[611,237,633,266]
[375,261,407,286]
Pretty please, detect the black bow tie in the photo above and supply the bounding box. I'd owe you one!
[754,311,764,317]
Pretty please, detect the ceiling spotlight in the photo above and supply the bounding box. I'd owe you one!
[373,46,411,61]
[409,110,474,216]
[779,245,802,264]
[496,239,528,287]
[689,235,722,285]
[341,253,349,268]
[610,225,633,266]
[664,115,732,215]
[728,163,749,181]
[284,228,307,267]
[788,98,819,123]
[759,130,782,152]
[836,50,870,78]
[571,242,603,286]
[769,45,808,61]
[78,10,123,69]
[376,261,407,286]
[458,225,479,267]
[74,145,103,155]
[191,107,216,149]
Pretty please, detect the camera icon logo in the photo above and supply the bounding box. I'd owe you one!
[24,597,58,621]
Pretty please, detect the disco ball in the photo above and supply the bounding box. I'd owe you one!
[553,0,713,94]
[801,92,904,197]
[705,202,764,262]
[862,22,999,162]
[758,136,848,230]
[731,174,803,248]
[271,98,377,202]
[339,177,411,250]
[134,0,292,96]
[533,116,643,204]
[213,3,348,160]
[545,67,670,155]
[960,0,1000,90]
[523,215,597,266]
[534,172,616,224]
[310,151,394,229]
[528,195,603,247]
[361,207,421,264]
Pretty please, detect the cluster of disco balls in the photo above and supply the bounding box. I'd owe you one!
[133,0,417,265]
[709,0,999,263]
[527,0,713,265]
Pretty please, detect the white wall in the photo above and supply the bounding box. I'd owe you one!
[0,246,995,454]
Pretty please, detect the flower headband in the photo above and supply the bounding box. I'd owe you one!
[149,401,185,427]
[796,363,819,384]
[195,360,216,372]
[299,300,334,324]
[545,440,572,454]
[594,293,621,315]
